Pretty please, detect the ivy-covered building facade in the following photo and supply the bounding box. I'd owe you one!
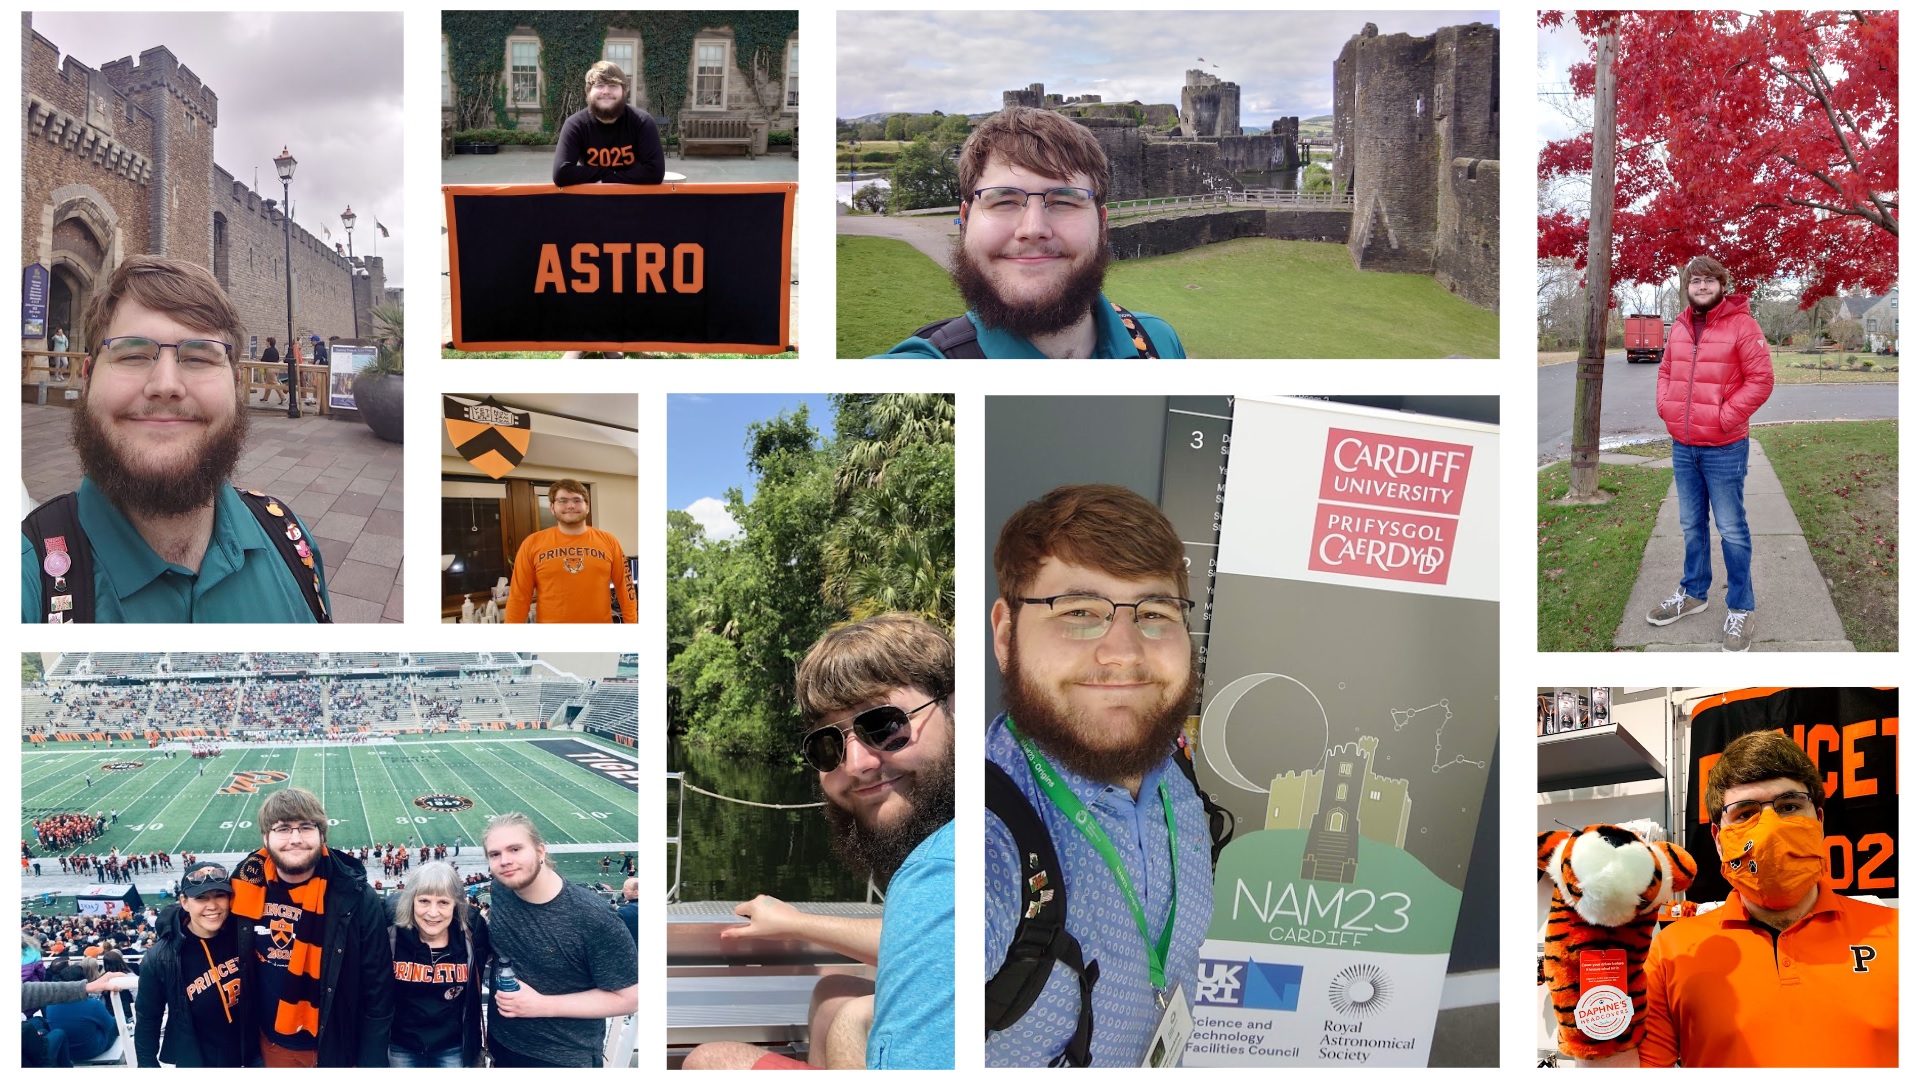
[442,11,798,149]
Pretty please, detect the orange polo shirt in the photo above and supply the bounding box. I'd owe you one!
[1640,885,1896,1066]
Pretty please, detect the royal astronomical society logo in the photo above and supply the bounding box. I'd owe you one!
[1195,957,1304,1010]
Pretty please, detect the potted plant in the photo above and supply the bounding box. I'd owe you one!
[354,302,404,443]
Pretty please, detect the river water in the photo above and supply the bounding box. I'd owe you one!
[667,736,869,903]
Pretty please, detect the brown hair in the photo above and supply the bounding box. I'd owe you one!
[585,60,627,92]
[1705,730,1825,822]
[258,788,329,844]
[995,484,1187,604]
[548,478,589,501]
[958,106,1112,206]
[795,612,953,725]
[1683,255,1731,290]
[482,811,546,853]
[83,255,247,379]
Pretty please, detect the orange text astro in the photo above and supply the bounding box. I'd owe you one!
[534,242,705,294]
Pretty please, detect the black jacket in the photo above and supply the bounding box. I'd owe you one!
[134,904,249,1067]
[231,847,394,1067]
[389,905,491,1066]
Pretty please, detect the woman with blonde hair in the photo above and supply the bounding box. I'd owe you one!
[388,860,490,1067]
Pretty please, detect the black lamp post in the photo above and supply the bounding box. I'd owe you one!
[341,205,359,339]
[274,145,298,418]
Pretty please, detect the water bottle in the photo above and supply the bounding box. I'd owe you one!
[495,959,520,993]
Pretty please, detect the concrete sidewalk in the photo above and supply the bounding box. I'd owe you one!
[1613,441,1853,651]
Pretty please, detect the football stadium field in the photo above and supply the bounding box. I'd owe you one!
[24,734,638,856]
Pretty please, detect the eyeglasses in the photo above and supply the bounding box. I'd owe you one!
[971,187,1099,215]
[1688,277,1720,287]
[1018,594,1195,641]
[267,822,321,837]
[549,497,588,507]
[97,336,233,375]
[800,698,941,772]
[1720,791,1815,826]
[183,865,227,882]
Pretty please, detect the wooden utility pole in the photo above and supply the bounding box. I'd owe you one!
[1567,19,1619,502]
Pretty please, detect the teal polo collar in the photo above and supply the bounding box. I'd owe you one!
[74,479,269,601]
[965,293,1145,359]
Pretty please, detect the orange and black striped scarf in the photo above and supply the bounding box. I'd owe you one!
[231,848,328,1040]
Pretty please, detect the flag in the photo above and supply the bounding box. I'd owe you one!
[375,219,390,238]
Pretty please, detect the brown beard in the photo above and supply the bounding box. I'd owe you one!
[951,223,1112,341]
[1688,285,1724,312]
[590,95,627,122]
[71,386,249,517]
[821,718,956,882]
[1000,623,1196,786]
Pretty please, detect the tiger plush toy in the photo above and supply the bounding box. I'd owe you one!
[1538,824,1697,1061]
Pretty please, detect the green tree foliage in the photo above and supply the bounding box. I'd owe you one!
[887,136,962,214]
[667,397,957,755]
[851,184,888,214]
[936,113,973,141]
[23,653,45,682]
[884,113,908,141]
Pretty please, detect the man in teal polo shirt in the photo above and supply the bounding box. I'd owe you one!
[21,255,329,623]
[874,108,1186,359]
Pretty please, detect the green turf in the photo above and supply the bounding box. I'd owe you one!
[835,235,963,357]
[835,235,1498,359]
[23,736,638,856]
[1537,462,1677,651]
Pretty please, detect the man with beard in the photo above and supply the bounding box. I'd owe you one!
[985,484,1212,1066]
[552,61,665,188]
[21,256,331,623]
[875,107,1186,358]
[482,813,640,1067]
[228,788,391,1066]
[683,613,956,1070]
[1644,255,1775,650]
[503,478,636,623]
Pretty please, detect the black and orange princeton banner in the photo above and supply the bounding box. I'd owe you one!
[444,183,795,354]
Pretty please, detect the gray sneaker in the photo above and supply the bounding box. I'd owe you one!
[1722,609,1755,652]
[1646,590,1708,626]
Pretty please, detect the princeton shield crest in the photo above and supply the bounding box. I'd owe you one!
[444,395,532,479]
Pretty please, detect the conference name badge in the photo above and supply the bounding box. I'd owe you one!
[1143,983,1193,1067]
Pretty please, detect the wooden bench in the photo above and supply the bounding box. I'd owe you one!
[679,116,755,160]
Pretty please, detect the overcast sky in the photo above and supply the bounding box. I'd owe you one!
[837,10,1499,127]
[31,11,406,280]
[1537,19,1589,147]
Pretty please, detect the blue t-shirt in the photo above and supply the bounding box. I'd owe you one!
[867,820,954,1069]
[984,714,1212,1066]
[874,294,1186,358]
[22,479,329,623]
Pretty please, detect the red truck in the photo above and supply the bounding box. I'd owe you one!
[1624,314,1667,363]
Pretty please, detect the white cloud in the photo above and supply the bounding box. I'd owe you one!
[683,497,741,541]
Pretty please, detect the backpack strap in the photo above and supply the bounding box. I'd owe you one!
[1108,302,1160,359]
[911,316,986,359]
[985,760,1096,1067]
[235,489,332,623]
[1170,742,1234,868]
[22,492,95,623]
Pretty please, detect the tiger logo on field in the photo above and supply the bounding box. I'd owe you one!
[219,770,290,795]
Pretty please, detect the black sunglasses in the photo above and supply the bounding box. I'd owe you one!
[800,698,941,772]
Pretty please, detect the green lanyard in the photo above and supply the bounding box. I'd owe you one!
[1008,718,1178,999]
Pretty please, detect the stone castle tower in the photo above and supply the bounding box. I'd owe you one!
[1180,70,1240,137]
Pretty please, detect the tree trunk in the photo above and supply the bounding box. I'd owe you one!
[1568,21,1619,502]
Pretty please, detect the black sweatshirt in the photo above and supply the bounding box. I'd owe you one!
[551,106,666,187]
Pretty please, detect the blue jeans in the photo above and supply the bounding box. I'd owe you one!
[389,1045,465,1068]
[1672,438,1754,610]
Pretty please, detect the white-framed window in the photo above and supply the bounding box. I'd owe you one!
[693,39,729,110]
[442,35,451,108]
[785,38,799,111]
[603,35,637,75]
[508,36,541,108]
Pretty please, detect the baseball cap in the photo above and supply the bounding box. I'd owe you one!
[179,863,232,898]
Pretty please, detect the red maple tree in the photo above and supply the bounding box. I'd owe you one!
[1539,10,1897,306]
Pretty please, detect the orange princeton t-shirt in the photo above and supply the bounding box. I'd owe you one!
[504,525,635,623]
[1640,885,1897,1066]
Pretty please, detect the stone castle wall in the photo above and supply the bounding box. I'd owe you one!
[1180,69,1240,137]
[213,165,369,354]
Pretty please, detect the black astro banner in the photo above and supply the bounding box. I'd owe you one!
[444,183,794,354]
[1684,687,1898,901]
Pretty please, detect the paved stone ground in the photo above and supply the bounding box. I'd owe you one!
[834,204,958,266]
[23,397,403,623]
[441,147,800,352]
[1609,443,1853,651]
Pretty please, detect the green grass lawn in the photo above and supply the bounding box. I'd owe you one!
[836,235,964,356]
[1751,420,1898,651]
[1538,462,1676,651]
[24,736,638,855]
[837,235,1498,358]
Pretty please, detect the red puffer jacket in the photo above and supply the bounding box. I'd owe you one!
[1656,294,1775,447]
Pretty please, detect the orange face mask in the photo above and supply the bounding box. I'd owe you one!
[1717,810,1825,910]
